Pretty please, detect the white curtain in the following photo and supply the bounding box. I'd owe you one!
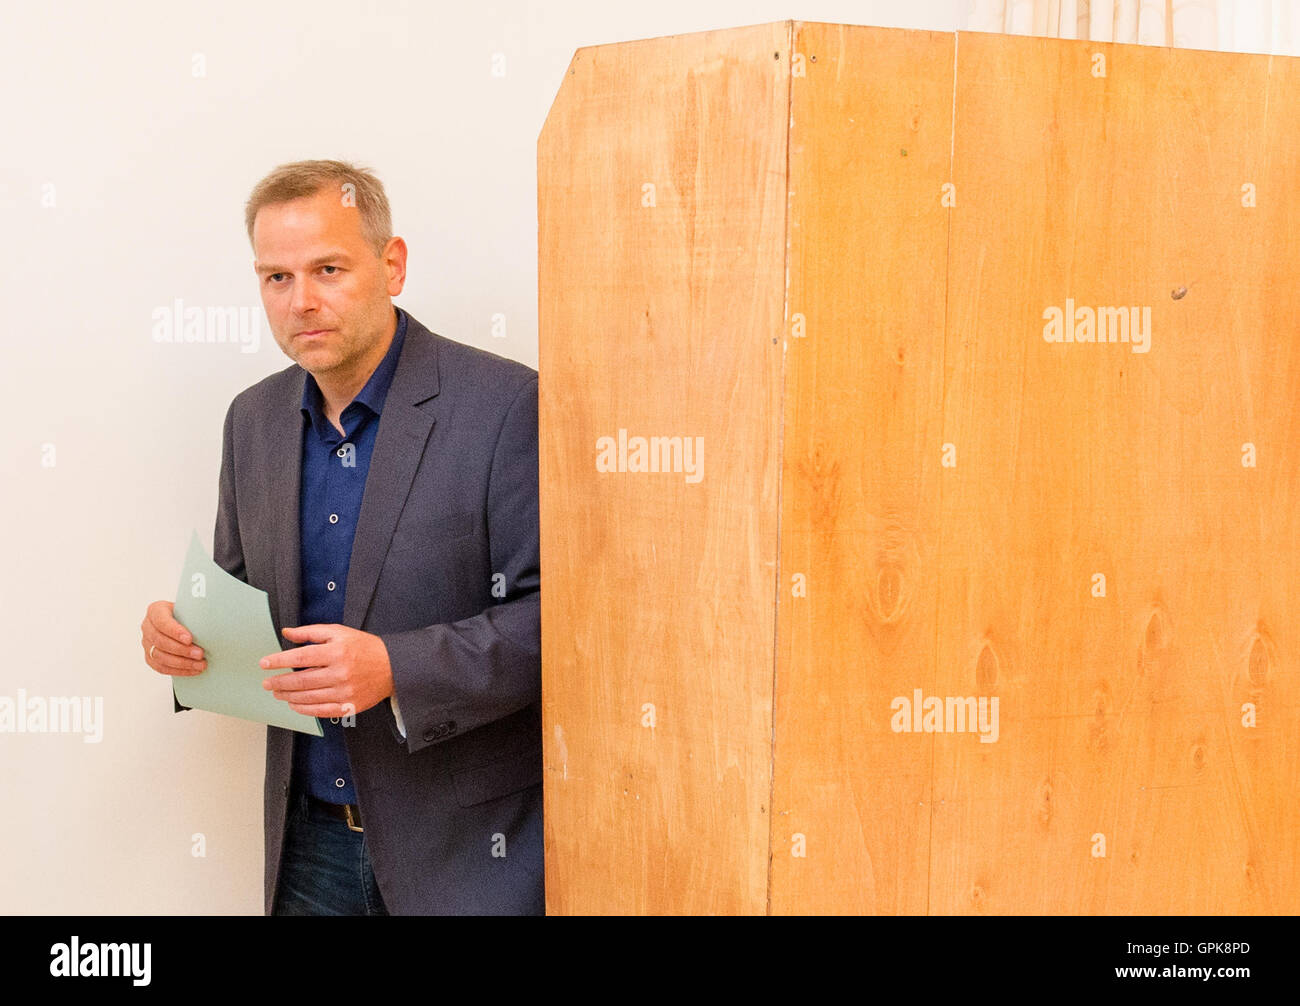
[965,0,1300,55]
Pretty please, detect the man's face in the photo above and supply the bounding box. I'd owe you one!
[252,186,405,381]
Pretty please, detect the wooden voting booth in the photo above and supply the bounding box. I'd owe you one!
[537,21,1300,914]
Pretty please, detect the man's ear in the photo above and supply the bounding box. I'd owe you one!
[384,237,408,297]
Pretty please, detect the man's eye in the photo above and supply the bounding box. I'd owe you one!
[322,265,339,274]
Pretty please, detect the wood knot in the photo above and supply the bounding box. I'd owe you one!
[877,565,903,622]
[1088,717,1109,753]
[1248,632,1272,686]
[1092,682,1112,716]
[975,642,999,690]
[1144,609,1168,651]
[1037,779,1054,826]
[1089,687,1111,753]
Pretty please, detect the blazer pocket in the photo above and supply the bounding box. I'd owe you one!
[451,749,543,808]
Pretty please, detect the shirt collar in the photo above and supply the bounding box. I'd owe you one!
[299,305,408,437]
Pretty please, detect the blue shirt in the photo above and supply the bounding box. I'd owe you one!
[291,305,407,804]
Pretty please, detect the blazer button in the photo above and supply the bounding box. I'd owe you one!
[423,720,458,742]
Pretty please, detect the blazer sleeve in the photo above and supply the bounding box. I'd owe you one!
[380,375,540,754]
[174,398,249,713]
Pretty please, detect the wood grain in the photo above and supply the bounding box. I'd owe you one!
[539,20,1300,914]
[538,21,791,914]
[770,22,954,915]
[933,30,1300,915]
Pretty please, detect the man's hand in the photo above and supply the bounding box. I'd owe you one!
[260,624,394,718]
[142,600,206,676]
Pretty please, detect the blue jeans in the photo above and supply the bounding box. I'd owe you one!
[272,790,389,916]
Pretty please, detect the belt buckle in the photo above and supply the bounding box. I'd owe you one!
[344,804,363,833]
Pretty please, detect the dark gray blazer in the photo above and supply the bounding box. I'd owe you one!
[176,309,542,915]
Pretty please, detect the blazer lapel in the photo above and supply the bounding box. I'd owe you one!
[344,318,441,629]
[269,382,303,639]
[269,314,443,639]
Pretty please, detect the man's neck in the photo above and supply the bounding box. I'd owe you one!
[315,307,398,431]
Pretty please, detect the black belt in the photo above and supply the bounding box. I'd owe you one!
[308,794,364,832]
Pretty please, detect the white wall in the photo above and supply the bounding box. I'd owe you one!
[0,0,962,913]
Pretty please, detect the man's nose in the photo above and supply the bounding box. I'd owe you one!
[290,276,320,315]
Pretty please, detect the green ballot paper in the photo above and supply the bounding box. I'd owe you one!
[171,529,323,736]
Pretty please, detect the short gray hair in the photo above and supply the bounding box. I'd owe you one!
[244,159,393,257]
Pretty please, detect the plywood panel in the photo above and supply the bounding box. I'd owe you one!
[933,32,1300,914]
[538,21,791,914]
[770,23,954,914]
[540,19,1300,915]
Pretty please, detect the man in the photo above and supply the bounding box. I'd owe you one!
[139,160,542,915]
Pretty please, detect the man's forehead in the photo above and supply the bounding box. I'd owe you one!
[252,197,366,266]
[254,192,360,239]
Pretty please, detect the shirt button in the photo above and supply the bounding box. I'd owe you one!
[327,580,336,591]
[336,445,350,457]
[330,717,340,724]
[334,778,346,789]
[329,513,339,524]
